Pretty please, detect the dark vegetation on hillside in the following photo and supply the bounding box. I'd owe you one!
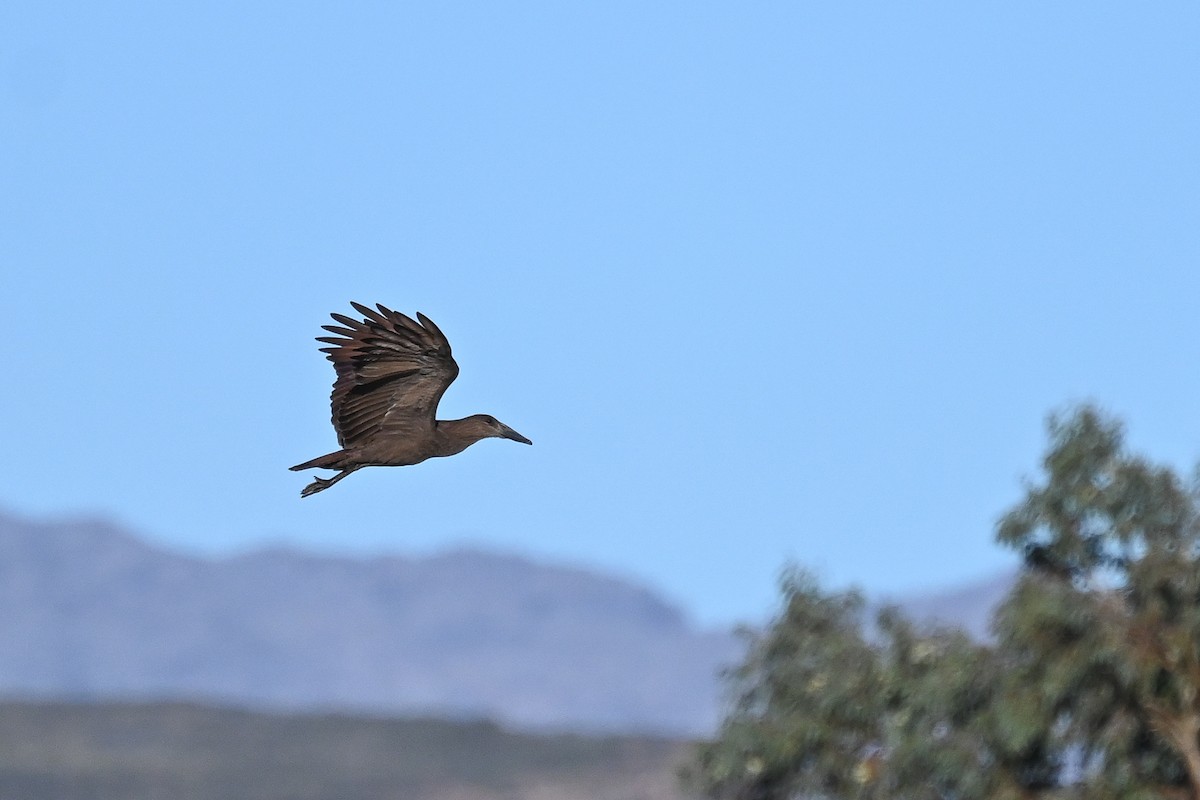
[0,699,695,800]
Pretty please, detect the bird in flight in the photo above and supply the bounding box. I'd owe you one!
[291,302,531,497]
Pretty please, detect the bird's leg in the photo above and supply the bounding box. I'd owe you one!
[300,468,356,498]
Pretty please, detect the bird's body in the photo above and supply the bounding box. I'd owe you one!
[291,302,530,497]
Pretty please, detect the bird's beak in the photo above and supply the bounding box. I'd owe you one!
[500,425,532,445]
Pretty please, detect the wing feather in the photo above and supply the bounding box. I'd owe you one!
[316,302,459,448]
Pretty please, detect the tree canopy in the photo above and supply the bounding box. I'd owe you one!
[689,405,1200,799]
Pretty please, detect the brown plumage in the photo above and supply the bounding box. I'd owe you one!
[291,302,531,497]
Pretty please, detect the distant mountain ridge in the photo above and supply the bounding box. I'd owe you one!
[0,510,739,734]
[0,510,1013,734]
[880,570,1015,641]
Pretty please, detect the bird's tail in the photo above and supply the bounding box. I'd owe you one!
[289,449,348,472]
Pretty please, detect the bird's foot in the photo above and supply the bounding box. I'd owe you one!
[299,468,356,498]
[300,476,332,498]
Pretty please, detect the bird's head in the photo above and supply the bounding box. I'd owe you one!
[467,414,533,446]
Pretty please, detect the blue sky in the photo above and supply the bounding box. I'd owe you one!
[2,2,1198,627]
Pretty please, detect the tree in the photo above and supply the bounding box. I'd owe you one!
[686,571,1046,799]
[687,570,886,800]
[995,405,1200,798]
[689,403,1200,799]
[877,608,1059,799]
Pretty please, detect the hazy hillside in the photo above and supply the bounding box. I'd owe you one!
[0,510,1014,736]
[0,699,696,800]
[884,570,1015,640]
[0,511,739,734]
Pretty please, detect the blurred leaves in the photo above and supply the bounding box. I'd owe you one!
[995,404,1200,797]
[689,404,1200,799]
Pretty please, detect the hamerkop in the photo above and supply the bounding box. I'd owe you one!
[291,302,531,497]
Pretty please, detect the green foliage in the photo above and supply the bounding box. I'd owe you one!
[687,573,1041,799]
[878,610,1055,799]
[995,405,1200,798]
[691,404,1200,800]
[688,570,885,799]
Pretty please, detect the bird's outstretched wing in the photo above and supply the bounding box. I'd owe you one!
[316,302,459,448]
